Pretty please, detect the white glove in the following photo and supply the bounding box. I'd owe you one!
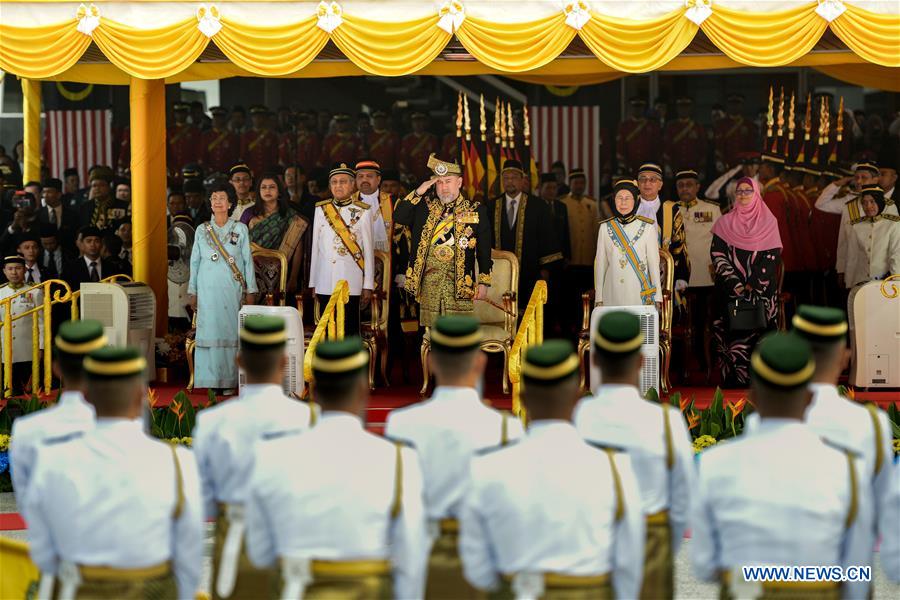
[394,274,406,288]
[675,279,688,292]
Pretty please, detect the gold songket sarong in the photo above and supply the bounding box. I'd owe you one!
[491,571,613,600]
[719,571,841,600]
[425,519,478,599]
[639,509,673,600]
[279,558,393,600]
[419,238,473,327]
[212,503,279,599]
[51,561,177,600]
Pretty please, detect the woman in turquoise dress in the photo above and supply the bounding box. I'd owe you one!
[188,184,258,392]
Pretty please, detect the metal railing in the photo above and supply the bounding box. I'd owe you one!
[0,279,73,397]
[69,274,133,320]
[507,280,547,417]
[303,280,349,387]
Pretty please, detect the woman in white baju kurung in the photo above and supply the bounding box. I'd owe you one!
[188,185,258,392]
[845,185,900,288]
[594,179,661,307]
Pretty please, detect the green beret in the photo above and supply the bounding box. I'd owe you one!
[751,332,814,389]
[593,311,642,355]
[522,340,579,384]
[793,305,847,343]
[312,337,368,378]
[431,316,482,353]
[240,315,287,349]
[55,320,107,356]
[84,346,146,379]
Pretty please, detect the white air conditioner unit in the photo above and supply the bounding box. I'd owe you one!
[79,282,157,379]
[238,305,305,398]
[848,281,898,388]
[588,305,659,397]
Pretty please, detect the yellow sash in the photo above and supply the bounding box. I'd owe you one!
[247,130,270,152]
[625,119,648,143]
[672,120,696,144]
[431,215,454,245]
[169,125,191,145]
[662,202,674,248]
[410,133,434,157]
[207,130,230,152]
[321,203,366,272]
[608,219,656,304]
[370,132,391,152]
[723,116,745,139]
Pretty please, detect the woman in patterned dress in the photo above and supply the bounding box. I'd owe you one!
[710,177,782,387]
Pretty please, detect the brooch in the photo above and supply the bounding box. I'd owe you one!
[457,236,469,249]
[211,252,219,261]
[230,231,239,244]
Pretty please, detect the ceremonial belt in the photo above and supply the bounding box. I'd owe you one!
[438,519,459,534]
[205,223,248,291]
[502,571,611,588]
[723,117,744,140]
[865,403,884,475]
[48,559,173,600]
[248,131,269,152]
[672,120,695,144]
[321,202,366,272]
[431,214,454,245]
[720,570,840,593]
[625,119,648,143]
[646,509,670,526]
[170,126,191,145]
[215,502,247,599]
[608,220,656,304]
[207,130,230,152]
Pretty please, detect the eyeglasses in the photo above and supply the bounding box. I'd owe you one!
[637,176,661,184]
[735,188,754,196]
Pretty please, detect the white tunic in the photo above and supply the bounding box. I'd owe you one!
[192,383,313,517]
[244,413,428,599]
[691,419,874,599]
[879,463,900,583]
[574,384,695,552]
[845,216,900,287]
[9,391,95,503]
[359,190,391,253]
[594,217,661,306]
[23,419,204,599]
[309,200,375,296]
[384,386,524,521]
[459,421,645,599]
[679,198,722,287]
[0,283,44,363]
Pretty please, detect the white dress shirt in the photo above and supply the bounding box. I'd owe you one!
[636,196,661,223]
[504,193,523,227]
[691,419,874,599]
[23,418,204,599]
[594,218,661,305]
[24,261,42,284]
[459,420,645,599]
[82,254,102,280]
[309,200,375,296]
[192,383,313,517]
[384,386,524,521]
[9,391,95,505]
[574,384,695,553]
[245,412,428,599]
[879,463,900,583]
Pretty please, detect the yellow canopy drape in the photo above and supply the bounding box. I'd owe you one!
[92,18,210,80]
[456,14,576,73]
[214,17,328,76]
[0,20,90,79]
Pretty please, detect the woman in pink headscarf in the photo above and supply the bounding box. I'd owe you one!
[710,177,783,387]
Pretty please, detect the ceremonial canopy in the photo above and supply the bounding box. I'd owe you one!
[1,0,898,88]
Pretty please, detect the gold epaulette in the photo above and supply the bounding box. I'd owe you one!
[850,216,868,226]
[637,216,654,224]
[315,200,331,207]
[599,216,614,224]
[353,199,371,210]
[699,197,720,206]
[883,214,900,222]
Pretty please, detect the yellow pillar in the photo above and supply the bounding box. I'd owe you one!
[21,78,42,184]
[129,78,168,334]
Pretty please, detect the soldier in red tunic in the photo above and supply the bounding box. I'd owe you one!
[366,111,400,172]
[201,106,240,176]
[759,151,800,317]
[713,94,758,174]
[319,113,361,167]
[240,105,279,178]
[399,112,439,183]
[664,97,708,180]
[615,98,660,175]
[279,111,322,173]
[167,103,199,182]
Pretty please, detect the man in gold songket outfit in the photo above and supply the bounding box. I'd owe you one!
[393,154,492,326]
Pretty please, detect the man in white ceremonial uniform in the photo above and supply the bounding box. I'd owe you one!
[0,255,44,395]
[691,332,874,600]
[192,315,314,600]
[880,463,900,582]
[460,340,644,599]
[309,162,375,336]
[355,159,393,253]
[245,337,428,599]
[23,345,203,600]
[844,185,900,288]
[9,320,103,502]
[574,311,694,599]
[815,161,897,288]
[595,180,661,308]
[635,163,691,292]
[385,315,523,598]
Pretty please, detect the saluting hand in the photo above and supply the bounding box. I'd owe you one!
[416,178,437,196]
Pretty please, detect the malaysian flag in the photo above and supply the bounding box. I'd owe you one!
[530,105,601,199]
[43,109,113,182]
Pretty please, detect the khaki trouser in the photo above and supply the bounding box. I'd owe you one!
[279,559,393,600]
[51,561,177,600]
[639,510,673,600]
[212,504,280,600]
[720,572,842,600]
[491,572,613,600]
[426,519,478,599]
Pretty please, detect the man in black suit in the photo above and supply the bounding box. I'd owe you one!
[61,226,124,291]
[37,178,79,254]
[38,224,74,276]
[487,159,563,309]
[18,232,56,284]
[537,172,570,335]
[77,171,129,233]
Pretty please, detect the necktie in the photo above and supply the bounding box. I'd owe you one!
[89,261,100,282]
[507,199,517,228]
[26,268,34,284]
[49,206,58,225]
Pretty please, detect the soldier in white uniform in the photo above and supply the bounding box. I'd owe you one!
[676,169,722,373]
[245,337,428,599]
[460,340,645,599]
[595,180,661,308]
[9,320,103,501]
[309,162,375,336]
[814,161,897,287]
[845,185,900,288]
[691,332,874,600]
[385,315,524,597]
[574,311,695,599]
[23,346,204,599]
[0,255,44,395]
[880,463,900,583]
[355,159,393,253]
[192,315,314,600]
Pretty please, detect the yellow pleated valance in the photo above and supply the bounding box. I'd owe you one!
[1,1,898,81]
